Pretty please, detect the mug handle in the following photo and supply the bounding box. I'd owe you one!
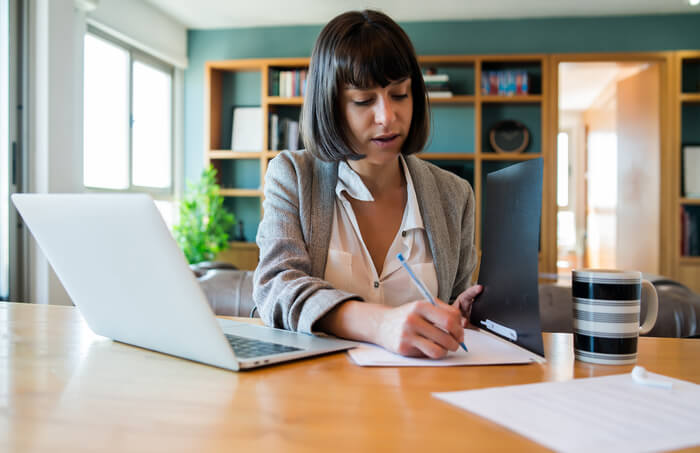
[639,280,658,335]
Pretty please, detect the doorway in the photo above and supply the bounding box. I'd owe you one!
[555,58,663,277]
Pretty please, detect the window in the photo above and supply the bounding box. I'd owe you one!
[557,131,569,208]
[83,28,173,195]
[556,131,576,265]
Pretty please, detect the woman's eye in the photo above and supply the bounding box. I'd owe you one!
[392,93,409,100]
[353,99,372,106]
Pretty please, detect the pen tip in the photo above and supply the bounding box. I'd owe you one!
[460,342,469,352]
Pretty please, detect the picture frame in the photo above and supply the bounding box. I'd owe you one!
[683,145,700,198]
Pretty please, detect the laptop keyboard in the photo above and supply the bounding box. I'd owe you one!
[224,334,302,359]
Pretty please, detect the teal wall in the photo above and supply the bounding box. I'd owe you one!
[186,13,700,181]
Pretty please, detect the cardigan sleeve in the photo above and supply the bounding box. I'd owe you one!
[252,153,362,334]
[450,178,478,303]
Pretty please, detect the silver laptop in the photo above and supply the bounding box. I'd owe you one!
[12,193,357,371]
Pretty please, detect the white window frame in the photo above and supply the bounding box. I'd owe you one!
[83,25,175,200]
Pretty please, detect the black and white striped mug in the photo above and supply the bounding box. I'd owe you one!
[572,269,658,365]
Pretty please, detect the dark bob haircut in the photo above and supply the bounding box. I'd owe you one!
[300,10,429,162]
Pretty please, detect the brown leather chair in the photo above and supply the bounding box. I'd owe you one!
[192,263,257,318]
[195,265,700,337]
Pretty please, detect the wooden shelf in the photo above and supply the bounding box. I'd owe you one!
[418,153,475,160]
[418,55,477,65]
[680,93,700,103]
[480,95,542,103]
[675,52,700,293]
[428,95,475,104]
[228,241,258,249]
[219,188,262,197]
[265,96,304,105]
[208,150,265,159]
[204,53,554,274]
[679,256,700,265]
[216,241,260,270]
[480,153,543,161]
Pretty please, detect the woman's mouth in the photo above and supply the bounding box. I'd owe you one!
[371,134,400,148]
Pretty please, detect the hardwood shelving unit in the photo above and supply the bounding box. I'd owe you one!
[417,153,475,160]
[674,51,700,293]
[480,95,543,103]
[679,93,700,103]
[480,153,544,161]
[264,96,304,105]
[218,188,263,197]
[428,95,475,104]
[204,54,552,272]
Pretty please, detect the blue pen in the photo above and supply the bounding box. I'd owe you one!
[396,253,468,352]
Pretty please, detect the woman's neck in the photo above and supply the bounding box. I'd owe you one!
[347,155,405,197]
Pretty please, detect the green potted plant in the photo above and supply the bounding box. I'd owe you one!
[173,166,235,264]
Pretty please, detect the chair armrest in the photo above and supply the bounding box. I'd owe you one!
[196,269,257,318]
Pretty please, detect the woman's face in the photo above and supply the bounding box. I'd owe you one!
[340,77,413,165]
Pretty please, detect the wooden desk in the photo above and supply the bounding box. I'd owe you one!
[2,302,699,452]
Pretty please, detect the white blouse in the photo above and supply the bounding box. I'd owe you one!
[323,155,438,307]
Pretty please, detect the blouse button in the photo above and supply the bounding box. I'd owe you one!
[401,230,407,237]
[373,281,379,288]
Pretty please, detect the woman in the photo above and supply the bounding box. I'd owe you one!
[253,10,482,358]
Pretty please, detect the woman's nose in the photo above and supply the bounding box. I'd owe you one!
[374,96,395,125]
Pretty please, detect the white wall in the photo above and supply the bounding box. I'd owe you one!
[25,0,187,304]
[87,0,187,68]
[27,0,85,305]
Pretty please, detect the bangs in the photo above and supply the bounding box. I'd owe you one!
[335,24,413,89]
[302,9,429,162]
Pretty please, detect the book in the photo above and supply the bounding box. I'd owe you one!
[285,120,299,151]
[269,114,279,151]
[269,70,279,96]
[427,91,453,98]
[423,74,449,83]
[683,146,700,197]
[231,107,263,151]
[683,205,700,256]
[482,70,530,95]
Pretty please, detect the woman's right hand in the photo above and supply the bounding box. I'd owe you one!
[375,299,465,359]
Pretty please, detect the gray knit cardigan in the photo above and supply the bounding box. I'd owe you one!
[253,150,478,334]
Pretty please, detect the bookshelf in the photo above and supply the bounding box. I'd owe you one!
[676,51,700,292]
[204,55,553,273]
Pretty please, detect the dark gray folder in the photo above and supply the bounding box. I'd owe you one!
[470,158,545,358]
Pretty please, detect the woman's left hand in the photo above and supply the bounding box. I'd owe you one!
[454,284,483,327]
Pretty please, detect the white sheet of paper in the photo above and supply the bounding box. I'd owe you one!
[433,372,700,453]
[231,107,263,151]
[347,329,540,367]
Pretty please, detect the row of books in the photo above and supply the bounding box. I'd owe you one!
[423,73,453,98]
[269,114,300,151]
[681,205,700,256]
[481,70,530,96]
[269,69,307,97]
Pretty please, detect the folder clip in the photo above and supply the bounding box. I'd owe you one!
[481,319,518,341]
